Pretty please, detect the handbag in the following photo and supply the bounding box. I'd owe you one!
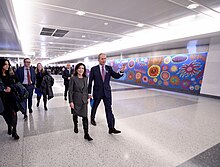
[0,97,5,114]
[35,88,42,96]
[90,98,94,108]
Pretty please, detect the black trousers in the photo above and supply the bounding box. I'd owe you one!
[73,115,89,134]
[2,107,17,133]
[37,95,47,106]
[23,84,34,114]
[64,84,69,98]
[91,97,115,129]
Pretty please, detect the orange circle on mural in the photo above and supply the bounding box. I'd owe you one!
[148,65,161,78]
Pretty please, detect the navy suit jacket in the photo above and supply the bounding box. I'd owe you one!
[88,65,123,99]
[62,68,74,85]
[16,66,36,86]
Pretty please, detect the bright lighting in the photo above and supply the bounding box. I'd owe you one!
[76,11,86,16]
[136,23,145,27]
[187,3,200,9]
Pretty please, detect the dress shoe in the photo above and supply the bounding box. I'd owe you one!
[91,120,96,126]
[29,108,33,113]
[44,106,48,111]
[7,126,12,135]
[109,128,121,134]
[23,114,28,120]
[12,132,20,140]
[84,134,93,141]
[74,127,78,133]
[64,97,67,101]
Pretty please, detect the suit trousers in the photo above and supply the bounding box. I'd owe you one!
[64,84,69,98]
[91,96,115,129]
[23,85,34,114]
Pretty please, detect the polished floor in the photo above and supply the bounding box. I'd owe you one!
[0,75,220,167]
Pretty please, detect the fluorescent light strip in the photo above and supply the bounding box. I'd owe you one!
[187,3,199,9]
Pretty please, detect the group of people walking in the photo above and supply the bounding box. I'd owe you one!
[0,53,125,141]
[0,58,54,140]
[68,53,126,141]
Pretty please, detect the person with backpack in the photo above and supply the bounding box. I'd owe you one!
[0,59,20,140]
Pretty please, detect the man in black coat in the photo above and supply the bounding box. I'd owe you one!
[88,53,126,134]
[62,63,73,100]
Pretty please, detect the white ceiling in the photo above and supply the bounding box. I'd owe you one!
[0,0,22,53]
[9,0,220,62]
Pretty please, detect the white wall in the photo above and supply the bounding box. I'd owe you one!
[201,41,220,97]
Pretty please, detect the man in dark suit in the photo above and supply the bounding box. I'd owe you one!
[88,53,126,134]
[62,63,74,100]
[16,58,36,119]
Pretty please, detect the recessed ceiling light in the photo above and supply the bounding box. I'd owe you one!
[76,11,86,16]
[104,22,109,26]
[187,3,199,9]
[54,37,60,39]
[94,41,99,43]
[83,45,87,47]
[49,42,53,44]
[136,23,145,27]
[82,35,86,38]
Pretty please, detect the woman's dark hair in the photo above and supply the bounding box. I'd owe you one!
[74,63,86,77]
[0,58,10,77]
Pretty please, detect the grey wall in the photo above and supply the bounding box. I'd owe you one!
[201,41,220,97]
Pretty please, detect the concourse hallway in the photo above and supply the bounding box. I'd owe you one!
[0,75,219,167]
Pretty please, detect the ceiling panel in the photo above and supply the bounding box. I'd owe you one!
[9,0,220,61]
[0,0,21,52]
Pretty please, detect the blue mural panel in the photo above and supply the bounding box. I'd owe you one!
[108,52,207,94]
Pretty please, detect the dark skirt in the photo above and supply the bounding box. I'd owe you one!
[71,103,87,117]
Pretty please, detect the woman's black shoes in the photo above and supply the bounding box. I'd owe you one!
[74,127,78,133]
[84,134,93,141]
[7,126,12,135]
[12,132,20,140]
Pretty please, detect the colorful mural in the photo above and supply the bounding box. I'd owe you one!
[108,52,207,94]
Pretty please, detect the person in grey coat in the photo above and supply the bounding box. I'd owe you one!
[68,63,93,141]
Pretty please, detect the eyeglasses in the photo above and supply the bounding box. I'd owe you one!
[25,61,31,63]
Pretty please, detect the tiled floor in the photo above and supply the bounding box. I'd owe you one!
[0,75,219,167]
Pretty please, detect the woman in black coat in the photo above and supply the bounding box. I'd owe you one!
[0,59,19,140]
[35,63,46,108]
[40,69,54,110]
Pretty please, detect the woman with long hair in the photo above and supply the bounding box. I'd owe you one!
[0,59,19,139]
[69,63,93,141]
[35,63,46,108]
